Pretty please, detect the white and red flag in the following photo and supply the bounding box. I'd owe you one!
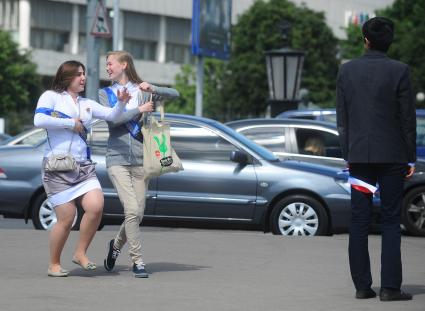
[348,176,378,194]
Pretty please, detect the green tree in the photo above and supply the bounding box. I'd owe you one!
[222,0,339,119]
[173,0,339,121]
[340,0,425,106]
[170,58,227,119]
[0,30,41,134]
[167,64,196,115]
[379,0,425,106]
[339,24,363,60]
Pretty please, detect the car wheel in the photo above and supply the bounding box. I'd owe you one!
[402,186,425,236]
[270,195,329,236]
[31,192,81,231]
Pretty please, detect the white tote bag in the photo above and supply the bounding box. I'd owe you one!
[142,102,183,180]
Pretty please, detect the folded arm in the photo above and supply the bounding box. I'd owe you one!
[34,92,75,129]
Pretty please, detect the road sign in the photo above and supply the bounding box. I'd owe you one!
[90,0,112,38]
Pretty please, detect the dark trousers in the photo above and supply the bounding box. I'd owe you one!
[348,163,406,290]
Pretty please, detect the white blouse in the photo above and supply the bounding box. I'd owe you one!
[109,81,142,109]
[34,90,125,161]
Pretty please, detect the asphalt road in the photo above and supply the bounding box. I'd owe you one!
[0,217,424,311]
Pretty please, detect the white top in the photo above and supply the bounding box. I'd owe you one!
[109,81,143,109]
[34,90,126,162]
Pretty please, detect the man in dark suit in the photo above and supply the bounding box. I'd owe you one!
[336,17,416,301]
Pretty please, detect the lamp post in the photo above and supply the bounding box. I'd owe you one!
[264,21,305,117]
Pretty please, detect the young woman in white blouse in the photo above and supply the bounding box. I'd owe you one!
[34,60,130,277]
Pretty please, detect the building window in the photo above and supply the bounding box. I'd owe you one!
[124,39,156,61]
[78,34,112,55]
[30,28,69,52]
[166,43,194,64]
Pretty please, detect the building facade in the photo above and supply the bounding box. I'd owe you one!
[0,0,394,86]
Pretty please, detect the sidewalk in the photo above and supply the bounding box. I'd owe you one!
[0,226,423,311]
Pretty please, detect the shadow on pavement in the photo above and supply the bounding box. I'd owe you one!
[144,262,210,274]
[371,284,425,297]
[68,262,210,277]
[403,284,425,295]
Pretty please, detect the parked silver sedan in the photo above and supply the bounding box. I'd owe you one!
[226,118,425,236]
[0,114,352,236]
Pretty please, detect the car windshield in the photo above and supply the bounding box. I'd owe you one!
[417,116,425,147]
[210,121,279,161]
[4,129,47,147]
[322,114,336,123]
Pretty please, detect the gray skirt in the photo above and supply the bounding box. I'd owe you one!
[42,158,98,197]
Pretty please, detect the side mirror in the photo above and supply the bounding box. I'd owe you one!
[230,150,248,164]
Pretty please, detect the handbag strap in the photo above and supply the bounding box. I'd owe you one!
[46,94,77,155]
[141,92,157,127]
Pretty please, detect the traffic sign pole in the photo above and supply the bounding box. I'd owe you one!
[86,0,100,101]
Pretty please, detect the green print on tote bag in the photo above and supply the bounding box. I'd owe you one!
[141,94,183,180]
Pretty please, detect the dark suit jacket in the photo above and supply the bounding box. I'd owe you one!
[336,49,416,163]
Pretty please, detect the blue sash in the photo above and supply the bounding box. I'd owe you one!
[103,87,143,142]
[35,107,91,159]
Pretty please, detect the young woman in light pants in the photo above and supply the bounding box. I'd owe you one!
[99,51,179,277]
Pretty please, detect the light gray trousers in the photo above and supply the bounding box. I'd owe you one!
[107,165,148,265]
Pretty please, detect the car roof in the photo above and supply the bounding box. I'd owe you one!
[164,113,221,126]
[226,118,337,130]
[277,109,336,117]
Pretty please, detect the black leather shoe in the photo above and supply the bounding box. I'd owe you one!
[380,288,412,301]
[356,288,377,299]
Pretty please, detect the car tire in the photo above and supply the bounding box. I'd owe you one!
[402,186,425,236]
[31,192,82,231]
[270,195,329,236]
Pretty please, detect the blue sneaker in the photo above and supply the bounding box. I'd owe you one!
[104,239,120,272]
[133,263,149,278]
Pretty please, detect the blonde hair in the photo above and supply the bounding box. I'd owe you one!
[304,137,325,156]
[106,51,143,84]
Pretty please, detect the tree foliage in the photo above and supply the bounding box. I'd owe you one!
[0,30,41,134]
[173,0,339,121]
[339,24,364,60]
[379,0,425,104]
[339,0,425,105]
[170,58,228,120]
[222,0,339,119]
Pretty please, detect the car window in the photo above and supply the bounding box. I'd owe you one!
[416,116,425,147]
[322,114,336,123]
[295,128,341,158]
[15,130,47,146]
[89,120,109,154]
[238,126,286,153]
[171,122,240,161]
[292,115,316,120]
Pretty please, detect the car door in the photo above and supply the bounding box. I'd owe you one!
[154,120,258,221]
[88,120,157,216]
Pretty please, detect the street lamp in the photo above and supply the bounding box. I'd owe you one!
[264,22,305,117]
